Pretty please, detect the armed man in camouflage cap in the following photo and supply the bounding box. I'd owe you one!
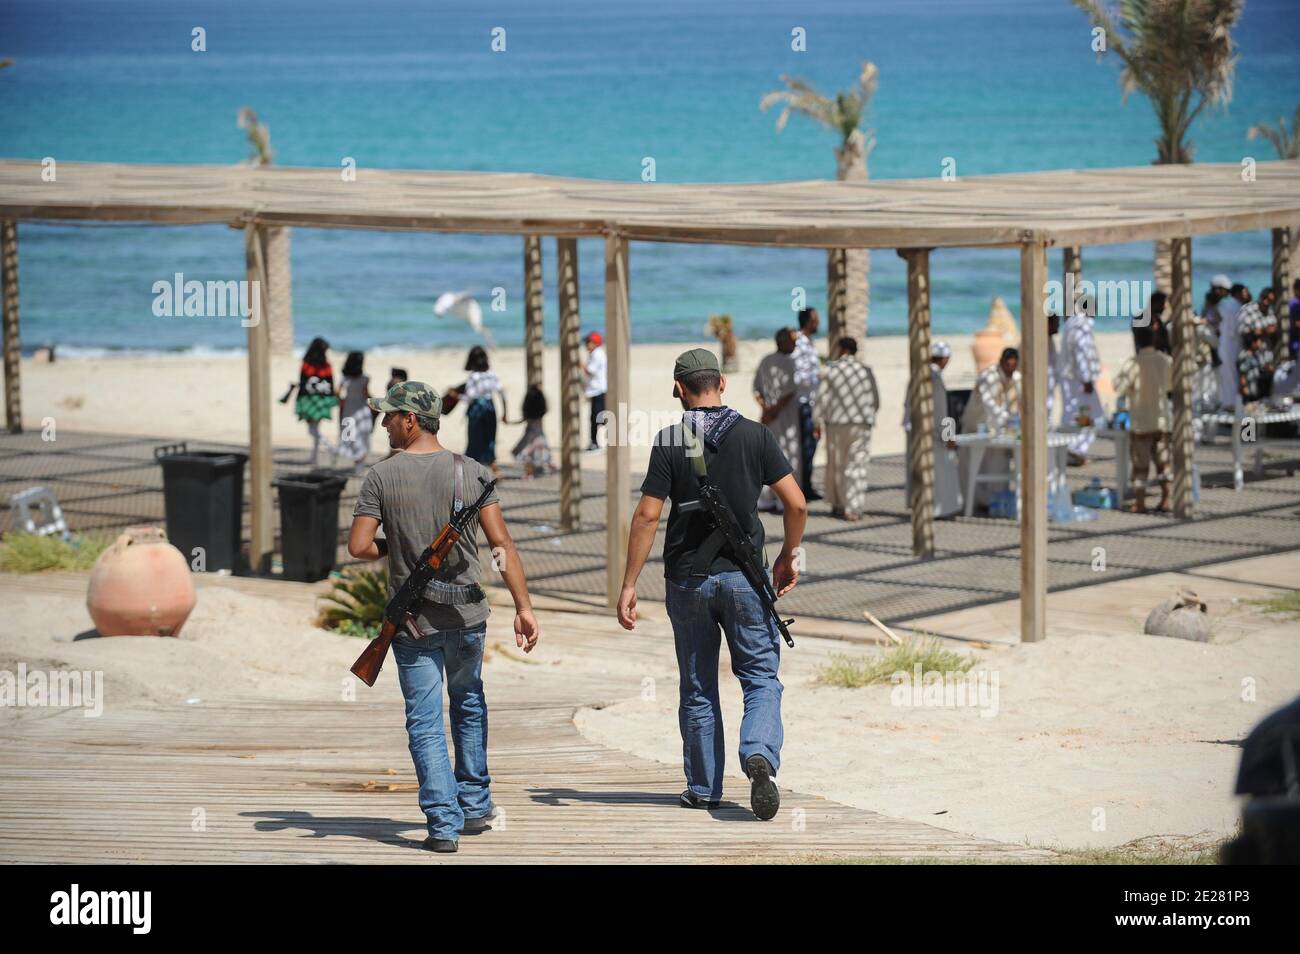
[347,381,540,854]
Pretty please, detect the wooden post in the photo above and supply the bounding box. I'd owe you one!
[1018,240,1048,643]
[1170,235,1196,519]
[899,248,935,558]
[244,224,275,574]
[556,238,582,531]
[826,248,848,355]
[1273,227,1292,356]
[604,233,631,608]
[263,226,294,357]
[1063,246,1082,309]
[523,236,545,389]
[2,220,20,434]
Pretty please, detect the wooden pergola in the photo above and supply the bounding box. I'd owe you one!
[3,158,1299,641]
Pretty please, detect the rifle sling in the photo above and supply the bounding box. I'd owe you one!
[681,423,749,579]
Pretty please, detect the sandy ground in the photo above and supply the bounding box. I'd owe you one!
[2,556,1296,852]
[20,331,1135,472]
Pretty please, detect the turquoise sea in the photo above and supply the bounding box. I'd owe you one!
[1,0,1297,355]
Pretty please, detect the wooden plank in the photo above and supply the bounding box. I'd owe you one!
[2,220,19,434]
[244,224,274,574]
[604,233,631,608]
[900,248,935,558]
[1170,236,1196,519]
[1018,241,1048,642]
[556,238,582,531]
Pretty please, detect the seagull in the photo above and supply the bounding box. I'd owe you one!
[434,291,496,349]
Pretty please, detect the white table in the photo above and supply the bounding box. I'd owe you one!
[954,429,1077,517]
[1198,406,1300,490]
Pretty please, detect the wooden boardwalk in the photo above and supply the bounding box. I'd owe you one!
[0,700,1050,864]
[0,572,1049,864]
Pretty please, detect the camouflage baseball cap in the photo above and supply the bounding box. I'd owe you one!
[368,381,441,418]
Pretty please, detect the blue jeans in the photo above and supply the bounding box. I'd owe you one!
[392,621,492,840]
[664,570,784,801]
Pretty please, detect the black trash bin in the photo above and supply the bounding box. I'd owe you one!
[155,445,248,573]
[274,471,348,582]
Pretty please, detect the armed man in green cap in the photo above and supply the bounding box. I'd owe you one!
[616,348,807,820]
[347,381,540,853]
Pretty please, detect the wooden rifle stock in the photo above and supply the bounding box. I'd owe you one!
[349,523,460,687]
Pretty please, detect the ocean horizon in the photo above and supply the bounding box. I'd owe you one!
[2,0,1297,357]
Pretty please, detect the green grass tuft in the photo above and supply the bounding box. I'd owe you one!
[1249,590,1300,620]
[816,634,977,688]
[0,531,111,573]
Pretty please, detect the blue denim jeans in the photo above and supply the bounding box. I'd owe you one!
[664,570,784,801]
[392,621,492,840]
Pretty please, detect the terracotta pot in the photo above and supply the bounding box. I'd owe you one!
[86,526,196,637]
[972,329,1005,373]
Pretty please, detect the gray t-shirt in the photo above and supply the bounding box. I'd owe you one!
[352,449,500,631]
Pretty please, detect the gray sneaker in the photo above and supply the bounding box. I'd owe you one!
[421,837,458,853]
[463,807,499,835]
[745,754,780,821]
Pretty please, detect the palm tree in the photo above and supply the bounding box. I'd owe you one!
[1073,0,1243,291]
[1248,104,1300,159]
[237,107,294,355]
[762,62,879,347]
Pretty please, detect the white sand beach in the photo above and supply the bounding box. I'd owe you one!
[20,331,1138,472]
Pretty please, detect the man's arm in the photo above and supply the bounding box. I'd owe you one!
[768,473,807,597]
[617,493,666,630]
[478,502,540,652]
[347,515,387,561]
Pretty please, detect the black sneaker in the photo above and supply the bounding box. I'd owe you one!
[421,837,458,853]
[679,790,721,810]
[462,807,499,835]
[745,755,780,821]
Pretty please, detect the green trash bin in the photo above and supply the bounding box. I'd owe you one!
[274,471,348,582]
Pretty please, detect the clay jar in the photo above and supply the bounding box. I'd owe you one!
[971,329,1005,373]
[86,526,196,637]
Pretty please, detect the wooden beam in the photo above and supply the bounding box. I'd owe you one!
[524,236,545,389]
[604,233,631,608]
[1273,227,1292,356]
[244,224,274,575]
[899,248,935,558]
[263,226,294,357]
[1170,235,1196,519]
[1018,241,1048,643]
[556,238,582,531]
[2,220,20,434]
[1063,245,1082,309]
[826,248,847,351]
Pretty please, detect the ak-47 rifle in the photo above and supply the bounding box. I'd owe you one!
[350,475,498,687]
[678,425,794,648]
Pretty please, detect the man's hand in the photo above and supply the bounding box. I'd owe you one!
[1083,381,1095,395]
[772,550,799,598]
[514,607,540,653]
[812,426,821,441]
[616,584,638,631]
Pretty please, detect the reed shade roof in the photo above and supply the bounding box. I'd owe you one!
[2,159,1298,248]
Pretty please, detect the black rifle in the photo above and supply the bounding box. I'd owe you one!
[351,475,498,686]
[679,425,794,648]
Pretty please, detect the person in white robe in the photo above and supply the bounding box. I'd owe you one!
[1059,302,1104,463]
[903,340,962,517]
[753,328,801,513]
[1216,284,1245,410]
[959,347,1021,511]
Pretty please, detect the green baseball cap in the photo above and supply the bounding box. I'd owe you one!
[672,348,721,379]
[368,381,441,418]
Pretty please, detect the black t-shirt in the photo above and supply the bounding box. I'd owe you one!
[640,407,792,579]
